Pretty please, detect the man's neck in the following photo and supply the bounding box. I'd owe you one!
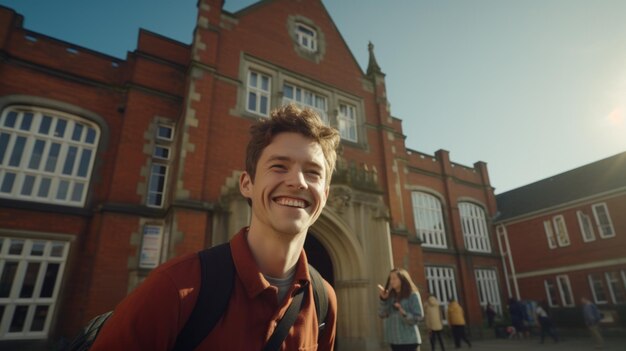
[246,225,307,278]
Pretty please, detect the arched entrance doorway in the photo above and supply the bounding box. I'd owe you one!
[304,232,334,285]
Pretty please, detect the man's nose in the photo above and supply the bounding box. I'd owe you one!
[286,170,307,189]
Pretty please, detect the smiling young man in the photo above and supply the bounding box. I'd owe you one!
[91,104,339,350]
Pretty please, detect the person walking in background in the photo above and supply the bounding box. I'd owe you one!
[485,302,496,328]
[534,300,558,343]
[378,268,424,351]
[447,298,471,349]
[507,297,527,339]
[424,294,446,351]
[581,297,605,349]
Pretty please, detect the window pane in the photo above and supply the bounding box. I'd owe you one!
[44,143,61,172]
[9,136,27,167]
[28,139,46,170]
[40,263,60,298]
[157,126,173,140]
[21,175,36,196]
[85,128,97,144]
[248,92,257,111]
[9,239,24,255]
[71,182,84,202]
[77,149,92,177]
[9,305,29,332]
[4,111,18,127]
[38,178,51,198]
[0,132,10,164]
[260,96,268,115]
[31,241,45,256]
[20,262,41,298]
[1,172,16,193]
[153,146,170,159]
[20,112,34,131]
[62,146,78,175]
[50,242,64,257]
[31,305,49,332]
[249,71,257,87]
[283,85,293,99]
[56,180,69,200]
[71,123,83,141]
[54,119,67,138]
[261,76,269,91]
[39,115,52,135]
[0,261,19,297]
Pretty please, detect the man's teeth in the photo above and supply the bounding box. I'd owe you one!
[277,198,306,208]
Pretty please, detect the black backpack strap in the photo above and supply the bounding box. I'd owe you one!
[262,285,307,351]
[308,265,328,330]
[171,243,235,351]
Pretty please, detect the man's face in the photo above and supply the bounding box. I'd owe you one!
[240,132,329,237]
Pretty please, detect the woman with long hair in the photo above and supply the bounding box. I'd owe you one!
[378,268,424,351]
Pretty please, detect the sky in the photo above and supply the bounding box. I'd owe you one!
[2,0,625,194]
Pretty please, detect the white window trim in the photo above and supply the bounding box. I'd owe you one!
[543,220,557,249]
[411,192,447,248]
[152,146,171,161]
[459,202,491,253]
[556,274,574,307]
[156,124,174,142]
[475,268,502,315]
[282,83,328,124]
[0,237,69,340]
[605,271,626,304]
[552,215,570,247]
[588,274,608,304]
[544,279,559,307]
[0,106,99,207]
[592,203,615,239]
[338,103,358,142]
[295,22,317,52]
[146,164,168,208]
[245,71,271,117]
[426,266,457,325]
[577,210,596,242]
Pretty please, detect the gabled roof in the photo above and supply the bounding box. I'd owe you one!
[495,151,626,222]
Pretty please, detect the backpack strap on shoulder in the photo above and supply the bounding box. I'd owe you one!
[172,243,235,351]
[308,264,328,330]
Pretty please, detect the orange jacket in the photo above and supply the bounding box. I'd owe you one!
[92,228,337,350]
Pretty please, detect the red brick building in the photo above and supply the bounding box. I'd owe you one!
[496,152,626,329]
[0,1,500,349]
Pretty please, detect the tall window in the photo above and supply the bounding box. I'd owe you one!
[338,103,357,142]
[411,192,447,248]
[588,273,608,304]
[553,215,570,246]
[282,83,328,123]
[543,220,557,249]
[592,203,615,238]
[147,124,173,208]
[556,275,574,307]
[0,107,99,206]
[606,271,626,304]
[0,237,69,339]
[577,211,596,242]
[425,266,457,323]
[475,269,502,315]
[458,202,491,252]
[544,279,559,307]
[295,23,317,52]
[246,71,271,116]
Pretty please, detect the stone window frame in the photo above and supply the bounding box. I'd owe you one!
[287,15,326,64]
[237,57,367,147]
[245,70,272,117]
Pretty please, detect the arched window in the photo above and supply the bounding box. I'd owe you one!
[458,202,491,252]
[0,106,99,206]
[411,192,447,248]
[295,23,317,52]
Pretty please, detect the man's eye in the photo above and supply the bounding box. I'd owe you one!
[271,164,287,170]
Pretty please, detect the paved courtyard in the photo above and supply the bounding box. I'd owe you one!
[461,336,624,350]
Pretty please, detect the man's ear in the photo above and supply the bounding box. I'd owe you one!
[239,171,253,199]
